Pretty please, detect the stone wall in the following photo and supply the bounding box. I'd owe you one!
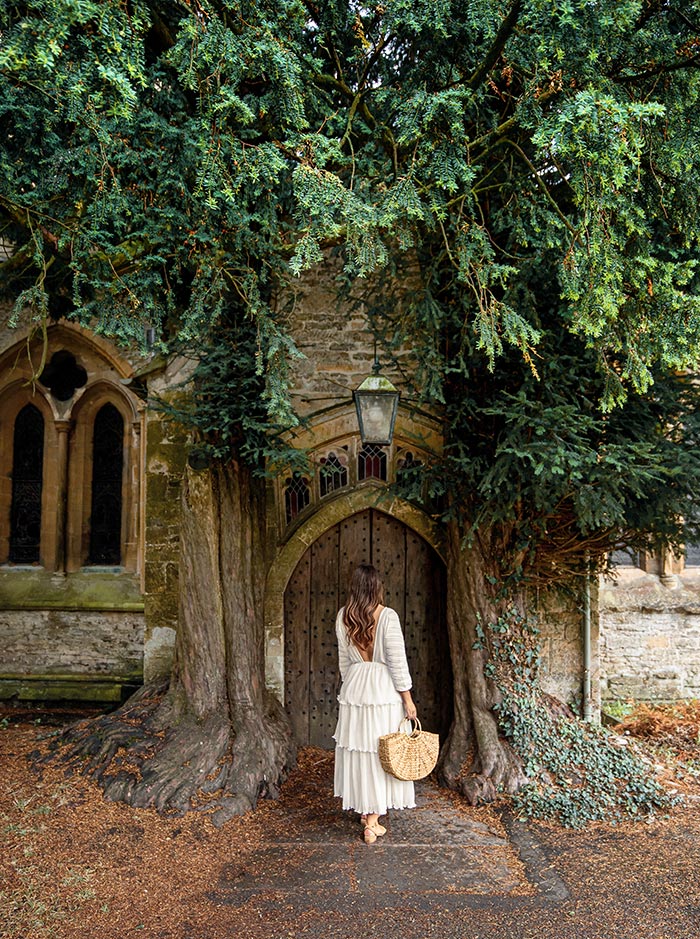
[284,262,415,418]
[599,567,700,703]
[535,584,600,715]
[0,607,144,702]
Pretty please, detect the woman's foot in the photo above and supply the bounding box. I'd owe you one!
[360,814,386,836]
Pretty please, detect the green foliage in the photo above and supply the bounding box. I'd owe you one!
[155,311,307,474]
[2,0,700,554]
[476,607,679,827]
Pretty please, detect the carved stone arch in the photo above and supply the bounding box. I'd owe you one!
[0,321,137,382]
[286,400,443,456]
[264,484,443,700]
[0,379,54,424]
[0,326,145,573]
[69,377,141,425]
[0,381,58,566]
[66,381,143,572]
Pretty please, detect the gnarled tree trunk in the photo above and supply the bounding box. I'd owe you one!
[41,459,295,826]
[438,521,528,804]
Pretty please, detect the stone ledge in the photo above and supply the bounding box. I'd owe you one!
[0,569,144,611]
[0,671,143,703]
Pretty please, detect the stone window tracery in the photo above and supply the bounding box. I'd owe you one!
[0,329,142,573]
[284,473,311,525]
[39,350,87,401]
[278,435,433,535]
[319,449,349,497]
[358,444,387,482]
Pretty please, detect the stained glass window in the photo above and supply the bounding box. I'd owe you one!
[88,404,124,565]
[319,451,348,497]
[9,404,44,563]
[284,474,310,524]
[358,444,387,481]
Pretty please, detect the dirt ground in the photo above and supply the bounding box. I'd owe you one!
[2,706,700,939]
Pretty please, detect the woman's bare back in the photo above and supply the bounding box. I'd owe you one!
[355,603,385,662]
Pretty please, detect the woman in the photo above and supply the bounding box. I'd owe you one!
[333,563,417,844]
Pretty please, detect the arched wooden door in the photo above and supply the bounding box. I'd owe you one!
[284,508,453,748]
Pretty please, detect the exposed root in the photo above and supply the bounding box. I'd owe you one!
[452,735,527,805]
[35,682,296,824]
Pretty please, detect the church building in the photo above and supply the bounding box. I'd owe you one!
[2,275,700,738]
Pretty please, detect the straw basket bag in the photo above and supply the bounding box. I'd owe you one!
[378,718,439,781]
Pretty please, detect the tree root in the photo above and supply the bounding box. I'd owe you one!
[439,721,528,806]
[35,682,296,825]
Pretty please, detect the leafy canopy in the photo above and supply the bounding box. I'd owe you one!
[3,0,700,574]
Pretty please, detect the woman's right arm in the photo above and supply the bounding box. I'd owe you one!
[383,610,416,718]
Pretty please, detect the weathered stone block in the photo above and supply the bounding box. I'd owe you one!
[600,572,700,702]
[0,609,144,678]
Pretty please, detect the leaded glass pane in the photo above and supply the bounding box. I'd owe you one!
[9,404,44,563]
[319,451,348,497]
[88,404,124,565]
[285,474,310,524]
[358,444,387,481]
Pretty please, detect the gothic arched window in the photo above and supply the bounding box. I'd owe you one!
[9,404,44,563]
[284,474,311,525]
[319,450,349,497]
[88,403,124,565]
[358,444,387,482]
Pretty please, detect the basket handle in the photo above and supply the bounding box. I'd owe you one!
[399,717,422,737]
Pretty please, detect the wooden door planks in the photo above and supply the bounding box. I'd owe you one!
[284,508,453,748]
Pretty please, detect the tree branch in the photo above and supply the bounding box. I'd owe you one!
[467,0,522,90]
[504,140,578,235]
[616,51,700,83]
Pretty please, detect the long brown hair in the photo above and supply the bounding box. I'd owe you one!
[344,564,384,651]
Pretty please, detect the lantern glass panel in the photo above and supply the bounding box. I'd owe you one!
[355,392,398,445]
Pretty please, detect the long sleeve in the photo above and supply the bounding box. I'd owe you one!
[335,609,351,682]
[382,609,412,692]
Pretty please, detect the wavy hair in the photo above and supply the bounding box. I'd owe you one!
[344,564,384,651]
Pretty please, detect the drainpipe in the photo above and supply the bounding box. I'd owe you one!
[582,552,592,722]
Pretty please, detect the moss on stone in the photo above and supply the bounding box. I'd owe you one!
[0,570,144,611]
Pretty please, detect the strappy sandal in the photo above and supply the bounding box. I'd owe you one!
[363,825,378,845]
[360,815,386,836]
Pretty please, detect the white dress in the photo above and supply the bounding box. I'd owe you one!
[333,605,416,816]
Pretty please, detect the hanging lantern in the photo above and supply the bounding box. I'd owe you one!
[353,365,400,446]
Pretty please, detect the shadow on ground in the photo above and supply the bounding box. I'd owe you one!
[206,748,567,915]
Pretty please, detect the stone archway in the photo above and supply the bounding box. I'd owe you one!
[282,507,453,748]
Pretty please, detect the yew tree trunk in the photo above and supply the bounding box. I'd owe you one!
[438,521,528,804]
[41,460,295,826]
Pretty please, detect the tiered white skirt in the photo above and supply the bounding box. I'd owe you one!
[333,661,416,816]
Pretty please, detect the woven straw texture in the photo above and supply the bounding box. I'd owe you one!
[378,718,439,781]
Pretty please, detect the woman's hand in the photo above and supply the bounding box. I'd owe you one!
[400,690,417,721]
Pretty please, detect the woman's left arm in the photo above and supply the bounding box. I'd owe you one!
[336,611,351,682]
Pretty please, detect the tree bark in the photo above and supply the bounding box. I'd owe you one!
[40,460,296,826]
[437,520,528,804]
